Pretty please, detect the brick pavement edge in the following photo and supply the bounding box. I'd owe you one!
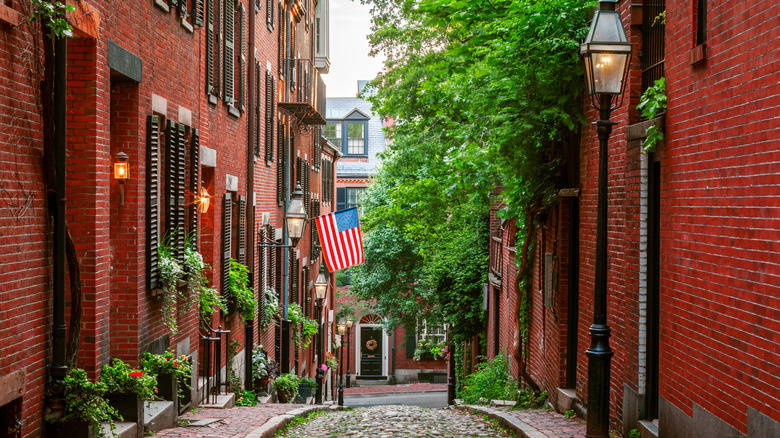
[457,404,547,438]
[244,405,338,438]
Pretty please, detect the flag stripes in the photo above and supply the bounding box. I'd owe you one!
[315,207,364,272]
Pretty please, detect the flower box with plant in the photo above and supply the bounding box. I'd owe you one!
[46,368,119,438]
[251,348,275,394]
[287,303,318,348]
[229,258,257,321]
[272,373,300,403]
[637,77,667,154]
[100,358,157,425]
[413,338,448,361]
[140,351,192,402]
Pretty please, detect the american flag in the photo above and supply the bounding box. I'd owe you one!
[315,207,365,272]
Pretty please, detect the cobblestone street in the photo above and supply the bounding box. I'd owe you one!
[276,405,512,437]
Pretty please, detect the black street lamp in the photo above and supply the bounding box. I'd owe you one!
[337,317,347,406]
[345,316,354,388]
[313,265,328,404]
[257,182,307,375]
[579,1,632,437]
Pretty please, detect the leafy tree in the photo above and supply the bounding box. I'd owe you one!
[354,0,593,385]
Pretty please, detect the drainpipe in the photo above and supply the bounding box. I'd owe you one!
[280,0,294,375]
[50,34,69,409]
[244,0,257,390]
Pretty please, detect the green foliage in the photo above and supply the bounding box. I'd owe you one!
[229,259,257,321]
[52,368,119,438]
[251,348,269,381]
[30,0,75,38]
[637,77,667,153]
[299,377,317,390]
[100,358,157,401]
[234,390,257,406]
[140,351,192,399]
[272,373,300,403]
[515,388,548,410]
[564,409,576,419]
[413,338,448,361]
[260,287,280,328]
[628,429,641,438]
[199,283,227,319]
[458,354,518,404]
[287,303,317,348]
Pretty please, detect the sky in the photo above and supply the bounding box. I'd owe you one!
[322,0,386,98]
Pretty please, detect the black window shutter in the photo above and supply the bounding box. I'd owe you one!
[265,71,273,162]
[302,267,309,318]
[255,0,260,14]
[238,195,246,265]
[146,115,161,290]
[221,193,233,308]
[274,246,283,298]
[191,0,204,26]
[175,123,187,257]
[206,0,215,95]
[276,121,284,205]
[254,64,261,156]
[223,0,235,105]
[266,0,274,30]
[165,121,177,246]
[406,332,417,358]
[310,200,320,261]
[336,187,346,211]
[190,128,200,249]
[268,225,276,295]
[237,3,245,111]
[304,161,310,215]
[290,256,298,305]
[257,228,266,324]
[315,136,321,172]
[178,0,188,17]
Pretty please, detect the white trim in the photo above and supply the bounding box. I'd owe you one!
[355,322,389,378]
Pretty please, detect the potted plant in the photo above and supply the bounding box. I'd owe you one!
[324,351,338,372]
[140,351,192,405]
[288,303,318,348]
[100,358,157,429]
[251,348,271,394]
[413,338,448,361]
[272,373,299,403]
[296,377,317,403]
[46,368,119,438]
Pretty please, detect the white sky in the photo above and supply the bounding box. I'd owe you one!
[322,0,386,98]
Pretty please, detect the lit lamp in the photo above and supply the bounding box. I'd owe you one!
[199,185,211,214]
[579,2,631,437]
[285,183,307,246]
[313,265,328,404]
[114,152,129,206]
[337,317,347,406]
[345,316,354,388]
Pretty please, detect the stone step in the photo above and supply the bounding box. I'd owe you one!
[639,419,659,438]
[101,421,135,438]
[200,393,235,409]
[556,387,577,413]
[144,400,176,435]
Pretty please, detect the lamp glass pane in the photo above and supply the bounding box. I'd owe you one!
[590,53,627,94]
[114,162,129,180]
[592,11,627,43]
[286,216,305,240]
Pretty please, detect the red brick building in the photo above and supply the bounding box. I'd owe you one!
[0,0,334,436]
[486,1,779,437]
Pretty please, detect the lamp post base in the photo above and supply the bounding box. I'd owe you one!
[585,323,613,438]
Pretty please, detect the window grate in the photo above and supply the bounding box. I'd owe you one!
[641,0,665,92]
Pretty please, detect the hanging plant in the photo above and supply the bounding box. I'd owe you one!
[229,258,257,321]
[288,303,318,348]
[158,238,184,334]
[260,287,280,328]
[637,77,667,153]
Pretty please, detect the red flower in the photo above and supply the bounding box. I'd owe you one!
[173,362,179,366]
[129,371,144,378]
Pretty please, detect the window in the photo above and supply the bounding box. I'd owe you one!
[696,0,707,47]
[336,187,364,211]
[346,122,366,155]
[417,320,446,345]
[324,122,341,149]
[641,0,665,92]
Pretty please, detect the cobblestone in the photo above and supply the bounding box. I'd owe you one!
[275,405,513,437]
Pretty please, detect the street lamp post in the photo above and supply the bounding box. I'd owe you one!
[579,2,632,437]
[257,183,307,375]
[337,317,347,406]
[346,317,354,388]
[314,265,328,404]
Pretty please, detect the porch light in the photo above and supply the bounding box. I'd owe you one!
[199,185,211,214]
[337,317,347,336]
[114,151,129,206]
[285,183,307,246]
[580,0,632,104]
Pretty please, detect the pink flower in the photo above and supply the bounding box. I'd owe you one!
[321,364,328,371]
[129,371,144,378]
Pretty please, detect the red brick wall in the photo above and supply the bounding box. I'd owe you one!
[657,0,780,432]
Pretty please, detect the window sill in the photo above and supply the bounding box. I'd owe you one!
[208,94,218,105]
[154,0,170,13]
[0,4,22,27]
[228,105,241,118]
[690,44,707,65]
[181,17,194,33]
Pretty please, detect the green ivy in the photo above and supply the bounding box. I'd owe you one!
[637,77,667,153]
[30,0,75,38]
[458,354,518,404]
[229,259,257,321]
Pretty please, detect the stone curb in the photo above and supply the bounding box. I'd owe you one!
[245,405,339,438]
[456,404,547,438]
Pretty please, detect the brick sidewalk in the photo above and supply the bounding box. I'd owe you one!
[463,405,588,438]
[154,404,307,437]
[344,382,447,395]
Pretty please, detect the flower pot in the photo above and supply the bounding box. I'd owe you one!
[294,383,311,403]
[106,392,144,432]
[254,377,269,396]
[157,373,178,402]
[46,420,96,438]
[276,389,295,404]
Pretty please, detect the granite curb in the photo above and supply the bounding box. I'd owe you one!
[245,404,340,438]
[456,404,548,438]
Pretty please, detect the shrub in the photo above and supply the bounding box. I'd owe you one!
[100,358,157,400]
[50,368,119,438]
[273,373,300,403]
[458,354,517,404]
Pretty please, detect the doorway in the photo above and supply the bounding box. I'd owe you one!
[359,326,384,376]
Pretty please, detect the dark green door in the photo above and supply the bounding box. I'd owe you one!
[360,327,383,376]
